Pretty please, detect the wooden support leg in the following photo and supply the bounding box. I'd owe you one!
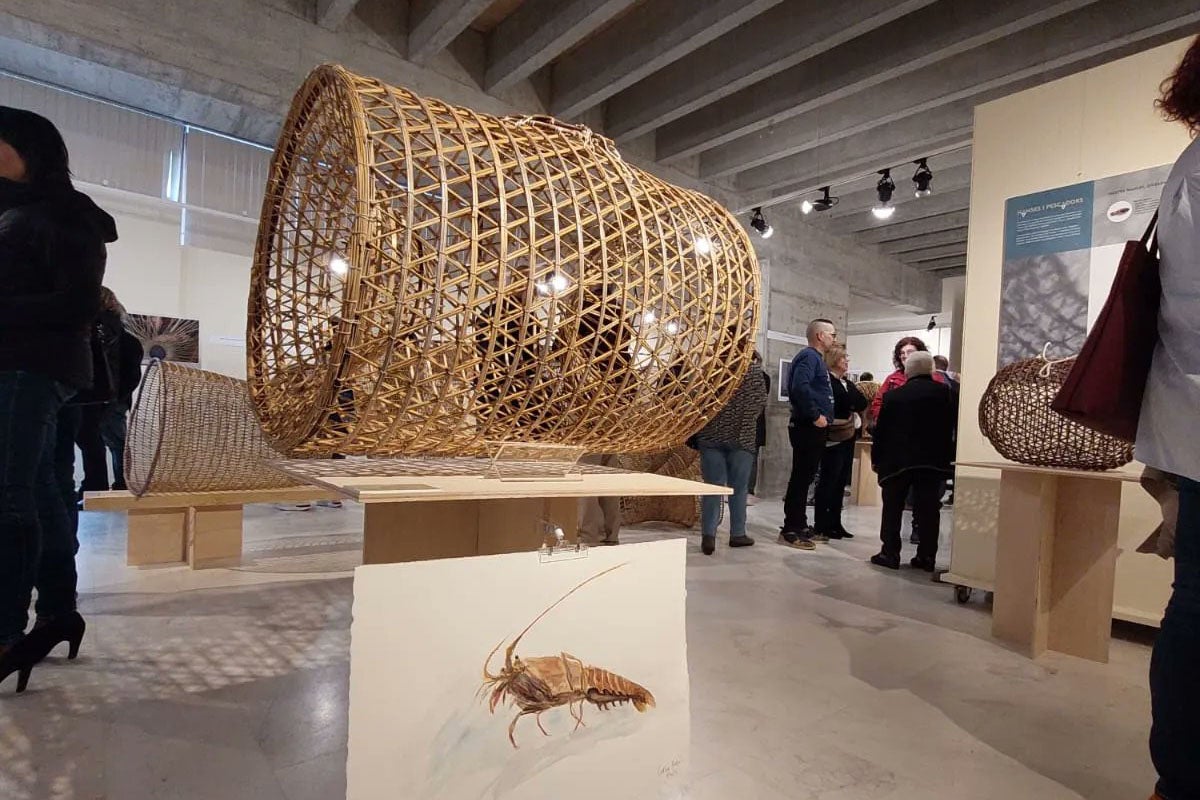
[126,508,187,566]
[992,472,1121,663]
[852,448,879,507]
[187,505,245,569]
[362,497,581,565]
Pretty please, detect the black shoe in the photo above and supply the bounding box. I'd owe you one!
[31,611,86,662]
[910,556,936,572]
[701,536,716,556]
[870,553,900,570]
[826,527,855,540]
[729,535,755,548]
[0,619,74,694]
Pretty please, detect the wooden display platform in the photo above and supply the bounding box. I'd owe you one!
[957,461,1140,663]
[272,458,729,565]
[850,439,878,507]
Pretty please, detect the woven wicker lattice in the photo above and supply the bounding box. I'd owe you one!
[125,360,301,496]
[616,447,701,527]
[978,355,1133,471]
[247,64,760,458]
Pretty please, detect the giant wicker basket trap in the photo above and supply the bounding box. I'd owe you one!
[126,360,300,496]
[247,65,759,458]
[978,355,1133,471]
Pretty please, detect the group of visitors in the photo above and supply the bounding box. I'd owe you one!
[694,318,957,571]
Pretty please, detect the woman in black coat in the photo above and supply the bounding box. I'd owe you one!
[0,107,116,692]
[814,344,867,539]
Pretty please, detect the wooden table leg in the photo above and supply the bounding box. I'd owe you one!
[992,471,1121,663]
[188,505,245,569]
[852,447,879,507]
[362,497,581,565]
[126,508,187,566]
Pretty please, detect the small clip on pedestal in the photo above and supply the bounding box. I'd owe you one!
[538,520,588,563]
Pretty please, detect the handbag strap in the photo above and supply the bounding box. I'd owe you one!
[1140,210,1160,254]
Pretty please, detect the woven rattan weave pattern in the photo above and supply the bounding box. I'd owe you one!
[247,65,760,458]
[978,355,1133,471]
[125,360,301,496]
[616,447,701,527]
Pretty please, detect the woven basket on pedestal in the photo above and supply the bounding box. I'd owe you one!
[978,355,1133,471]
[247,65,760,458]
[125,360,300,496]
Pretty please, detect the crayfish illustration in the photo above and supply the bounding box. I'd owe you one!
[480,563,656,748]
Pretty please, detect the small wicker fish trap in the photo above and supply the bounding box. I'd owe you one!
[247,64,759,458]
[978,355,1133,471]
[617,447,701,528]
[125,360,301,496]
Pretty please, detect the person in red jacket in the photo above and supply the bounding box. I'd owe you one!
[868,336,947,426]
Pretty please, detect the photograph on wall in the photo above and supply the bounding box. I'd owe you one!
[126,314,201,366]
[997,164,1170,367]
[346,539,689,800]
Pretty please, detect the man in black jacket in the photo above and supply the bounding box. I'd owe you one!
[870,351,956,571]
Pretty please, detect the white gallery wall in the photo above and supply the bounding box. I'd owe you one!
[845,327,953,380]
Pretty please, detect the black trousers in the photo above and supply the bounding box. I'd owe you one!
[782,424,825,532]
[879,470,943,561]
[76,402,110,492]
[814,440,855,533]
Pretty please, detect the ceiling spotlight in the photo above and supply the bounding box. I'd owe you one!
[749,207,774,238]
[912,158,933,198]
[694,236,713,255]
[872,169,896,220]
[927,315,938,332]
[803,186,839,214]
[329,255,349,276]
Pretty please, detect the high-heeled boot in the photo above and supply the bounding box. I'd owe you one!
[0,623,64,694]
[32,611,86,661]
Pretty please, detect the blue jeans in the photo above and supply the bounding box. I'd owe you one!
[699,445,754,539]
[0,371,77,645]
[1151,477,1200,799]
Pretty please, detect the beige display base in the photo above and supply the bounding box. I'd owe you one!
[85,487,344,568]
[850,440,878,507]
[273,458,730,565]
[958,462,1140,663]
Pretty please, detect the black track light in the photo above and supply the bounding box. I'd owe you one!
[750,207,774,238]
[802,186,839,214]
[913,158,933,198]
[927,315,937,332]
[872,169,896,220]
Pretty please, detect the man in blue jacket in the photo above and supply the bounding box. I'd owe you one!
[780,318,837,550]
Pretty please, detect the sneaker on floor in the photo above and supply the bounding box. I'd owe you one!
[910,556,936,572]
[316,500,343,509]
[729,535,755,548]
[701,536,716,556]
[274,503,313,511]
[870,553,900,570]
[778,531,816,550]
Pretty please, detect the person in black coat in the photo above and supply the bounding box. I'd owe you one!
[869,351,956,572]
[814,344,867,539]
[748,369,769,499]
[0,107,114,690]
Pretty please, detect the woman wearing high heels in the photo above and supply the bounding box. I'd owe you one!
[0,107,115,692]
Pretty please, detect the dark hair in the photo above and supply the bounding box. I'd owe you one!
[933,355,949,371]
[0,106,72,185]
[859,372,874,382]
[892,336,929,370]
[1159,37,1200,132]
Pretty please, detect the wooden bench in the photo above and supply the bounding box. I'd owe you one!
[83,487,345,569]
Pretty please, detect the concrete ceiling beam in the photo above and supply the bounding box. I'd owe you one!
[855,211,972,245]
[408,0,494,64]
[656,0,1100,163]
[830,188,972,235]
[879,227,970,255]
[699,0,1200,178]
[603,0,934,142]
[911,256,968,272]
[735,106,975,210]
[926,265,967,277]
[900,242,970,263]
[548,0,783,120]
[314,0,361,29]
[484,0,639,92]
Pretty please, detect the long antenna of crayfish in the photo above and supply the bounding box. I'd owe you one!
[504,563,628,661]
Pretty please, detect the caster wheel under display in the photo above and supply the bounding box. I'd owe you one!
[955,585,973,604]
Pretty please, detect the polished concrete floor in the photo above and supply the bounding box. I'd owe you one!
[0,501,1157,800]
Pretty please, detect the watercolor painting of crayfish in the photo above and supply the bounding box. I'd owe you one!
[479,563,656,748]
